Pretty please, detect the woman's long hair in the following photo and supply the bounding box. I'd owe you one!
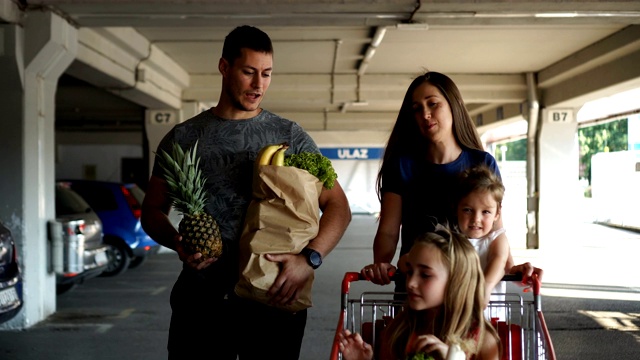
[376,71,484,201]
[382,226,499,359]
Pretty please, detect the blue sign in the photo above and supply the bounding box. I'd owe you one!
[320,148,383,160]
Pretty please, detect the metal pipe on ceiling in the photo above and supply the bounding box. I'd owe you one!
[330,39,342,105]
[357,26,387,76]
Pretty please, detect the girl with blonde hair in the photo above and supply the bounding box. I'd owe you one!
[339,226,500,360]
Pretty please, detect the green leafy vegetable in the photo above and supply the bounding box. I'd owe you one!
[406,353,435,360]
[284,152,337,189]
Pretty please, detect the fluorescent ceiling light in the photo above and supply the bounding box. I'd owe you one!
[535,12,579,18]
[395,23,429,30]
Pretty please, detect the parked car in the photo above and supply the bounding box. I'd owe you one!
[60,180,161,277]
[54,182,110,294]
[0,221,23,324]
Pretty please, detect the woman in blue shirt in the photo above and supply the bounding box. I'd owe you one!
[361,71,538,292]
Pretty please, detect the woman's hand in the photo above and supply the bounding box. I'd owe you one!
[361,262,397,285]
[410,334,448,360]
[509,262,543,292]
[338,329,374,360]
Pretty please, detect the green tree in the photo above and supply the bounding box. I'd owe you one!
[578,117,628,184]
[494,138,527,161]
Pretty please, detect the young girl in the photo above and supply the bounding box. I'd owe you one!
[454,165,509,307]
[339,226,500,360]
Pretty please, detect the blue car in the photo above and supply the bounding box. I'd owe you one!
[60,180,161,277]
[0,220,23,324]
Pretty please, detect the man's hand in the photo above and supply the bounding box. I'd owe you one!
[265,253,313,306]
[174,233,217,270]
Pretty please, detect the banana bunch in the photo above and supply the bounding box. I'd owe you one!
[256,143,290,166]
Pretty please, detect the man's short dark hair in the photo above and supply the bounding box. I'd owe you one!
[222,25,273,64]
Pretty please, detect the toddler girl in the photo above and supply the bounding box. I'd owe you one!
[454,165,509,307]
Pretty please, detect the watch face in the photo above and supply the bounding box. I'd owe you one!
[309,251,322,266]
[303,248,322,269]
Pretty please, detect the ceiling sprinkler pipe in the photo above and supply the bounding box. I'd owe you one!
[357,26,387,76]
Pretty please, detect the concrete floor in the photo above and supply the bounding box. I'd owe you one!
[1,214,639,360]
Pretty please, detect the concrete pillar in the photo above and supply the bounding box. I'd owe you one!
[537,107,580,248]
[0,11,77,329]
[144,101,207,174]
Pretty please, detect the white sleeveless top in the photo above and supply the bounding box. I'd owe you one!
[469,228,508,320]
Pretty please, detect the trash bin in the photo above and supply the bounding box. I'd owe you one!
[48,219,85,276]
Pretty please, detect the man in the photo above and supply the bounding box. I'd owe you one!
[141,25,351,359]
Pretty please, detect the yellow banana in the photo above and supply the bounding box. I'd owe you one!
[270,147,287,166]
[257,143,284,166]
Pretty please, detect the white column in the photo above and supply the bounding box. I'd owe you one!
[0,11,77,329]
[537,108,580,248]
[144,101,207,174]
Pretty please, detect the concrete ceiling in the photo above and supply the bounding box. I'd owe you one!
[11,0,640,133]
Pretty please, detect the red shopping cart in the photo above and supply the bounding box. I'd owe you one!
[330,273,556,360]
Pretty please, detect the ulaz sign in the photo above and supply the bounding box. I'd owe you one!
[320,148,382,160]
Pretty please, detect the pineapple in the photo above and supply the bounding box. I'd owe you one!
[156,140,223,260]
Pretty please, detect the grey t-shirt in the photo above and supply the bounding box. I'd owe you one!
[154,108,320,245]
[152,109,319,286]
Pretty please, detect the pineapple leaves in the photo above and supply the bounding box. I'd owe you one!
[155,140,209,215]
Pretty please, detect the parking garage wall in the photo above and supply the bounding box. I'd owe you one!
[55,144,143,182]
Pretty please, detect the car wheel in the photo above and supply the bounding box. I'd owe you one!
[101,239,131,277]
[128,255,147,269]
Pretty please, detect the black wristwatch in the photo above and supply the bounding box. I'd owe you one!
[300,247,322,269]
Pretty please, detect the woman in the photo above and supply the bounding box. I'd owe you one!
[362,71,537,291]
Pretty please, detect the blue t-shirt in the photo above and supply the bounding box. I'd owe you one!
[382,148,500,255]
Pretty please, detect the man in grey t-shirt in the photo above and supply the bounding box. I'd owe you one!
[141,25,351,360]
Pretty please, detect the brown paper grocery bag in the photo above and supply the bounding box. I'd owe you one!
[235,165,323,312]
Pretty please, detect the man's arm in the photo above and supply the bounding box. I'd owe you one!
[265,180,351,305]
[141,175,179,250]
[308,180,352,257]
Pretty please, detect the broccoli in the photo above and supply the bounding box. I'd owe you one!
[284,152,337,189]
[406,353,435,360]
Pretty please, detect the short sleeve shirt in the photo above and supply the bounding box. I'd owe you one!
[382,148,501,255]
[152,109,319,288]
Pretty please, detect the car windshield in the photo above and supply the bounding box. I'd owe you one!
[71,184,117,212]
[56,186,91,215]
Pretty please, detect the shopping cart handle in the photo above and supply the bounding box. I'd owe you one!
[356,270,403,281]
[501,273,523,282]
[354,271,519,282]
[341,271,401,293]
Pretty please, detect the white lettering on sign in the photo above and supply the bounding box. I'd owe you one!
[338,148,369,159]
[548,109,574,123]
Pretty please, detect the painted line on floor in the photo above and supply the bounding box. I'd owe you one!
[150,286,167,296]
[44,323,114,334]
[113,308,135,319]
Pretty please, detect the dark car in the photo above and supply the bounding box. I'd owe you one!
[60,180,161,277]
[0,221,23,324]
[54,182,110,294]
